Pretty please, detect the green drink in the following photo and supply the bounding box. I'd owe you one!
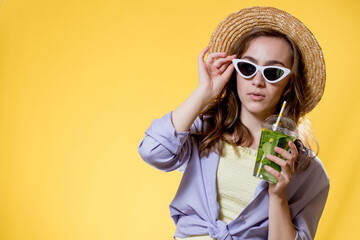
[253,115,298,184]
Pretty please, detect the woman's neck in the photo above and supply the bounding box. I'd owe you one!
[240,109,270,150]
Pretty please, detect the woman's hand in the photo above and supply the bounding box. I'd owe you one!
[171,47,235,132]
[197,46,236,100]
[265,141,299,198]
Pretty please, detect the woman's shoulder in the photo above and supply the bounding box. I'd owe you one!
[309,155,329,182]
[288,153,330,207]
[294,153,329,189]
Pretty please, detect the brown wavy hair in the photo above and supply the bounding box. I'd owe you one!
[193,28,317,172]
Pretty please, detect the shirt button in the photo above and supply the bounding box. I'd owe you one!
[239,216,245,222]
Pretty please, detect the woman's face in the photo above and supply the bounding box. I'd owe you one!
[236,36,292,120]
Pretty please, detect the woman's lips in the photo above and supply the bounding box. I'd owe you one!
[248,92,265,100]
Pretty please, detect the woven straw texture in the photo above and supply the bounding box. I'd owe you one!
[208,6,326,114]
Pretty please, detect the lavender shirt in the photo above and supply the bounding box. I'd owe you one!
[138,112,329,240]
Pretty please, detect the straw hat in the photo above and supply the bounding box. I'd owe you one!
[209,6,326,114]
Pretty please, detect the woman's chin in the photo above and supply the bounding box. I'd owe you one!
[243,104,276,119]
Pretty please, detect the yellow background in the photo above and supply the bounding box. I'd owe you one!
[0,0,359,239]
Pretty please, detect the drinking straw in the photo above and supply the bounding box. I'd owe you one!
[274,101,287,130]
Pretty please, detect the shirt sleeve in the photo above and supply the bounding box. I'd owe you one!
[290,157,330,240]
[138,111,201,172]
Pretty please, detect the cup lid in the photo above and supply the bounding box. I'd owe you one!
[262,115,298,137]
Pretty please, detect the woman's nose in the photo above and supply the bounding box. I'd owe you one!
[251,71,266,87]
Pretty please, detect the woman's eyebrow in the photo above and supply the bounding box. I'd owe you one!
[242,56,286,67]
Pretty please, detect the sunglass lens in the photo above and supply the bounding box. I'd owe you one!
[238,62,256,77]
[264,68,284,81]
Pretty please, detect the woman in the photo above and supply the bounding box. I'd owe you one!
[138,7,329,240]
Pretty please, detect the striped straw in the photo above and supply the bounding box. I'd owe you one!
[274,101,287,130]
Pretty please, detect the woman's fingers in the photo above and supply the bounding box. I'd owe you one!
[198,46,236,73]
[218,56,235,72]
[213,55,236,68]
[275,142,298,162]
[264,165,282,180]
[222,62,235,79]
[205,52,228,63]
[274,146,292,162]
[198,46,210,65]
[197,47,236,94]
[264,164,290,188]
[288,141,298,159]
[266,154,291,174]
[266,143,299,195]
[218,62,229,73]
[210,55,236,79]
[266,142,299,180]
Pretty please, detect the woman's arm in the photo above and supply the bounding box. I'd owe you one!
[266,145,329,240]
[265,142,298,240]
[171,47,236,132]
[139,47,235,171]
[268,193,296,239]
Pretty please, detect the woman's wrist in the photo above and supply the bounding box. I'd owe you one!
[171,86,213,132]
[268,188,287,201]
[194,86,214,108]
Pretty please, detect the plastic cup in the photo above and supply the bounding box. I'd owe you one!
[253,115,298,184]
